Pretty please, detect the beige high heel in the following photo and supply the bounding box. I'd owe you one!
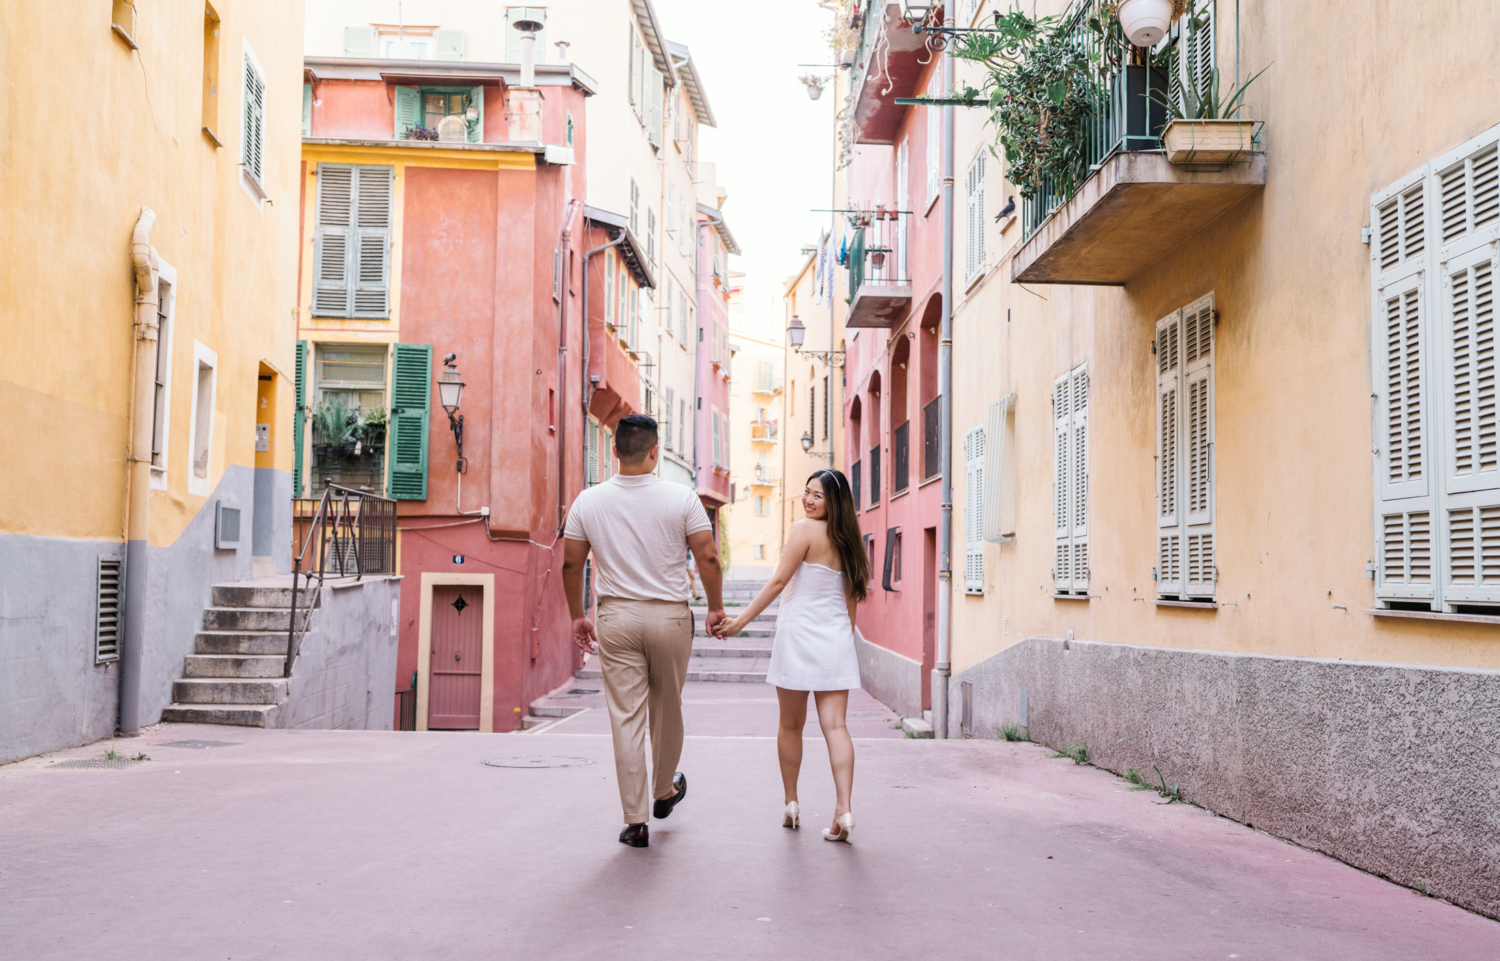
[823,812,854,842]
[782,801,800,829]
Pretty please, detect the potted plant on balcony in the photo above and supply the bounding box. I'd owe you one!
[1150,13,1271,164]
[357,406,387,449]
[312,398,356,457]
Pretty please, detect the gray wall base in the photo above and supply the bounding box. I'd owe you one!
[281,577,402,730]
[854,630,922,718]
[945,636,1500,921]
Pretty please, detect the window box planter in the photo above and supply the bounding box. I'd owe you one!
[1163,119,1256,164]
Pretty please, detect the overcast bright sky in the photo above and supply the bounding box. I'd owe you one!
[651,0,839,340]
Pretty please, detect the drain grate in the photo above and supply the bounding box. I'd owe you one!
[483,756,595,769]
[157,740,239,749]
[50,758,144,770]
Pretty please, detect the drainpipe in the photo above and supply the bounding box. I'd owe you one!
[695,211,724,496]
[555,199,581,530]
[933,14,956,739]
[581,228,627,489]
[122,207,160,736]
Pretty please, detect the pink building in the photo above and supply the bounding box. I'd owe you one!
[695,201,741,525]
[840,6,945,718]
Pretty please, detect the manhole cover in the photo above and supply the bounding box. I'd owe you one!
[157,740,239,749]
[483,756,595,769]
[50,759,144,770]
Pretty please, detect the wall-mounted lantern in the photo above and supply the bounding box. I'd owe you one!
[439,353,466,473]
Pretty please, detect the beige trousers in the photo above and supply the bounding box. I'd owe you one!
[596,597,693,825]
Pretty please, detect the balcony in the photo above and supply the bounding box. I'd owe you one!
[751,463,779,487]
[751,419,779,444]
[847,215,912,328]
[1010,3,1267,286]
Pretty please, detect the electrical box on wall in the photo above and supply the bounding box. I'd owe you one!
[215,503,241,550]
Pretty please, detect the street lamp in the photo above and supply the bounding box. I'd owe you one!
[438,353,466,473]
[787,314,845,367]
[788,316,806,349]
[801,433,813,453]
[801,430,834,463]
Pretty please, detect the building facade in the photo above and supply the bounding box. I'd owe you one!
[1,0,307,762]
[903,0,1500,921]
[726,292,785,576]
[695,164,742,527]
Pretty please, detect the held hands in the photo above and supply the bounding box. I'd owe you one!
[710,610,744,639]
[571,616,598,654]
[705,608,732,639]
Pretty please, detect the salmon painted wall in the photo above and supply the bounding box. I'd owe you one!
[308,80,394,140]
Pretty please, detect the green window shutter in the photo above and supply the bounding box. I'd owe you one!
[302,83,312,138]
[344,26,376,56]
[312,163,353,317]
[293,340,308,497]
[352,165,393,318]
[394,86,421,140]
[467,86,484,143]
[435,29,465,61]
[388,344,432,500]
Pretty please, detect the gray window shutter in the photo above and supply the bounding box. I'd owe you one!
[353,166,393,319]
[312,164,353,317]
[394,87,421,140]
[1156,312,1183,596]
[344,26,376,56]
[435,29,465,61]
[302,83,312,138]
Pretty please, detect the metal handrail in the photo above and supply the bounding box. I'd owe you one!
[285,484,397,678]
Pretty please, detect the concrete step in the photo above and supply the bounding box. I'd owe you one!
[161,703,280,727]
[695,610,778,625]
[573,665,603,680]
[698,626,775,639]
[172,677,289,705]
[721,580,771,590]
[201,606,309,632]
[520,715,552,730]
[692,642,772,658]
[183,654,286,678]
[194,631,290,656]
[530,703,589,719]
[902,716,934,738]
[212,583,298,609]
[686,668,767,683]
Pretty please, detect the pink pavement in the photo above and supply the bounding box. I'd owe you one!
[2,685,1496,960]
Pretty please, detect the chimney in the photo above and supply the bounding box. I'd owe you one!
[513,17,543,87]
[554,40,570,64]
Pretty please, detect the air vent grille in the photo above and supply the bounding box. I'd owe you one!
[96,556,122,663]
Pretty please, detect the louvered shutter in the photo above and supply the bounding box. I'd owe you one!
[242,54,265,185]
[312,164,353,317]
[664,388,675,451]
[587,418,598,485]
[966,153,985,281]
[293,340,307,497]
[1181,298,1214,597]
[984,396,1010,542]
[647,67,664,149]
[1156,312,1183,595]
[353,166,393,318]
[388,344,431,500]
[435,29,465,61]
[1070,366,1090,593]
[965,426,985,593]
[394,86,421,139]
[467,86,484,143]
[1372,162,1435,602]
[1053,372,1071,591]
[1435,130,1500,603]
[302,83,312,138]
[343,26,376,56]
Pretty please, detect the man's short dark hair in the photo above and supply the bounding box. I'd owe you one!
[614,414,659,463]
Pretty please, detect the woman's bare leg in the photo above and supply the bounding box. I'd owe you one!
[776,687,809,805]
[814,689,854,829]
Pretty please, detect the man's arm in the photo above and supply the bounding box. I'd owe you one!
[562,537,597,653]
[686,529,726,635]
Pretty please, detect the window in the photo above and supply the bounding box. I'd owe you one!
[753,543,765,560]
[809,383,816,437]
[647,208,657,266]
[1167,0,1215,114]
[870,442,882,505]
[964,425,985,593]
[663,387,675,451]
[312,164,394,318]
[202,6,221,143]
[241,43,267,191]
[678,288,689,342]
[629,179,640,236]
[679,398,687,454]
[1373,124,1500,611]
[1157,300,1213,599]
[617,267,629,337]
[755,495,768,516]
[865,533,876,568]
[587,417,599,485]
[712,411,722,467]
[966,151,986,281]
[187,342,218,497]
[566,111,574,146]
[823,374,831,440]
[664,276,675,336]
[1054,364,1090,595]
[111,1,137,45]
[882,527,902,591]
[382,36,428,58]
[314,345,390,495]
[926,70,940,206]
[851,459,862,509]
[149,270,177,486]
[505,7,547,63]
[394,86,482,142]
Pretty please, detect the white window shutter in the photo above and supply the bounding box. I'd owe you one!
[983,396,1010,542]
[435,30,465,61]
[1053,372,1071,593]
[343,26,376,57]
[647,67,664,149]
[1156,311,1183,596]
[242,54,266,186]
[312,164,353,317]
[352,166,393,319]
[1070,366,1090,593]
[964,426,985,593]
[1181,297,1214,597]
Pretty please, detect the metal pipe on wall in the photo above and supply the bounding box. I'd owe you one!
[933,11,956,740]
[121,206,161,736]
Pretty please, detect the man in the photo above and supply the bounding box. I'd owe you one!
[562,414,727,847]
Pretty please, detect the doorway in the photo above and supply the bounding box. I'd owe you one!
[428,585,483,729]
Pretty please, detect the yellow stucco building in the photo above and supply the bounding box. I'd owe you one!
[0,0,305,761]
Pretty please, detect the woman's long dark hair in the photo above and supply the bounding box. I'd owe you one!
[809,469,870,602]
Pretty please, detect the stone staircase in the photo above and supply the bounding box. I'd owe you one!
[525,579,776,729]
[160,579,312,728]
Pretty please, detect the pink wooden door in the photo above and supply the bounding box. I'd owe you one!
[428,585,482,730]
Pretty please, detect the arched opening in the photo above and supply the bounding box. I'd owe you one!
[848,394,864,509]
[918,295,942,482]
[867,369,883,506]
[890,335,911,494]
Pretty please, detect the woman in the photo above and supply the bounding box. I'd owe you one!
[714,469,870,842]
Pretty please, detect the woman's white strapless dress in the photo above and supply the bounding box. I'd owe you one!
[765,562,862,691]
